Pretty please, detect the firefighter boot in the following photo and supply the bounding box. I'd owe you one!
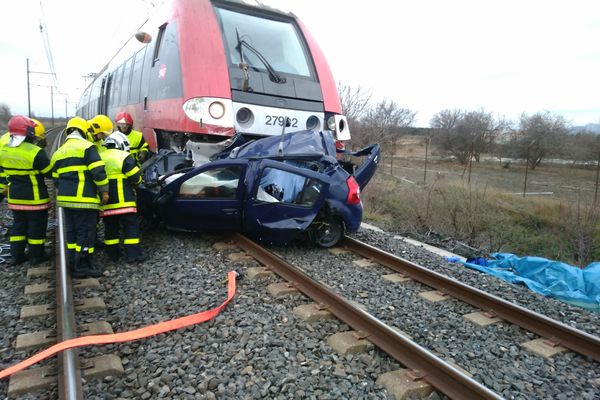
[82,252,103,278]
[10,241,27,266]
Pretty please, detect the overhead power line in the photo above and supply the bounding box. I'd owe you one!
[38,0,59,90]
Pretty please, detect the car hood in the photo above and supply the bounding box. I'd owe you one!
[228,130,337,160]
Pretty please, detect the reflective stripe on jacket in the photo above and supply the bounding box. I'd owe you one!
[100,148,141,215]
[125,129,148,164]
[51,135,108,210]
[0,140,52,210]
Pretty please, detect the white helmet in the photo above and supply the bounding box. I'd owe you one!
[104,131,130,151]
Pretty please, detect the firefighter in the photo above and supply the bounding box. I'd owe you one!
[100,132,146,263]
[115,111,149,166]
[0,119,45,175]
[0,116,52,265]
[87,114,113,153]
[51,117,109,278]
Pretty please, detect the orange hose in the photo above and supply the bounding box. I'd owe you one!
[0,271,237,379]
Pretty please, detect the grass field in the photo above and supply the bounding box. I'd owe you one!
[358,136,600,266]
[383,134,600,204]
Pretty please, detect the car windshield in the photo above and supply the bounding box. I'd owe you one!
[215,6,312,77]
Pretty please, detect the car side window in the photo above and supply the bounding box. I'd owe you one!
[257,167,322,206]
[179,166,241,199]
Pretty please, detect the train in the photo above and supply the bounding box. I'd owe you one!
[77,0,350,163]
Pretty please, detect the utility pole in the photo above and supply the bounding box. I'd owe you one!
[423,136,430,184]
[594,151,600,205]
[50,86,54,126]
[26,58,57,119]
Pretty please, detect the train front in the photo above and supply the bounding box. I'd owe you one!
[176,0,350,164]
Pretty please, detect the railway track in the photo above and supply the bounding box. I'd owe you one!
[0,127,122,398]
[0,129,598,398]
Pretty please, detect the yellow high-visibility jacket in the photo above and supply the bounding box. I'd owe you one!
[51,133,108,210]
[100,148,141,216]
[0,139,52,210]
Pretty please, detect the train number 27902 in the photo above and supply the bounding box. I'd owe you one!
[265,115,298,127]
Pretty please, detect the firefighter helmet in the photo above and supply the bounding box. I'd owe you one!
[7,115,36,136]
[30,118,46,139]
[115,111,133,126]
[66,116,90,135]
[88,114,113,135]
[104,131,130,152]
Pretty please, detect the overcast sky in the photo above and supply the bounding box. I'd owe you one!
[1,0,599,127]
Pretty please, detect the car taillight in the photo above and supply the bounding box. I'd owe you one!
[346,176,361,205]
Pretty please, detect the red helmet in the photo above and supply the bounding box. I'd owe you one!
[115,111,133,125]
[8,115,36,136]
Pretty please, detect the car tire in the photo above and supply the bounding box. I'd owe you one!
[310,216,344,248]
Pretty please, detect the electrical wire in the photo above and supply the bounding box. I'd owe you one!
[39,0,60,90]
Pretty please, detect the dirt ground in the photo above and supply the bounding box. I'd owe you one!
[386,136,600,205]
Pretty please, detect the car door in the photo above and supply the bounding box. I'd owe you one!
[158,161,247,232]
[348,143,381,190]
[243,159,328,245]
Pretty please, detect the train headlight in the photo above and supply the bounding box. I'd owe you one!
[183,97,233,125]
[326,116,336,131]
[209,101,225,119]
[306,115,320,130]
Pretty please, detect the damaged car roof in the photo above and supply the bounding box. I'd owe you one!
[226,130,337,160]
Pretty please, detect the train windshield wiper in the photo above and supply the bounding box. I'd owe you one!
[235,28,287,85]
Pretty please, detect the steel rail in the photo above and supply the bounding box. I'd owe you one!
[234,233,503,400]
[342,236,600,363]
[56,207,83,400]
[49,126,83,399]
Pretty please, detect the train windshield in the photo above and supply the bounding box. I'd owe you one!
[215,7,311,78]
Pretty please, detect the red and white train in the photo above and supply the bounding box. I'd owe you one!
[77,0,350,159]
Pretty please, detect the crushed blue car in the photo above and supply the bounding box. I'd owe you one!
[138,130,380,247]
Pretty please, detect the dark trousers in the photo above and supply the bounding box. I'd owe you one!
[10,209,48,263]
[64,208,97,271]
[103,212,142,261]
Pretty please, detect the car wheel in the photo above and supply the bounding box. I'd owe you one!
[310,217,344,248]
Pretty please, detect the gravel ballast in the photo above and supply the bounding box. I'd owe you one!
[1,221,599,399]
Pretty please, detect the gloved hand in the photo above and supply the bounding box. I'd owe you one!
[138,151,148,164]
[101,191,110,205]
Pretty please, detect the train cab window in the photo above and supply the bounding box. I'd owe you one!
[179,166,241,199]
[148,22,183,100]
[215,6,312,78]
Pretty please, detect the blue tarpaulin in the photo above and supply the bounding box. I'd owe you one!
[447,253,600,312]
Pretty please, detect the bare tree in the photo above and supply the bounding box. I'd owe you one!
[562,131,600,167]
[337,82,371,123]
[430,108,462,130]
[351,99,415,149]
[430,109,505,164]
[511,111,569,170]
